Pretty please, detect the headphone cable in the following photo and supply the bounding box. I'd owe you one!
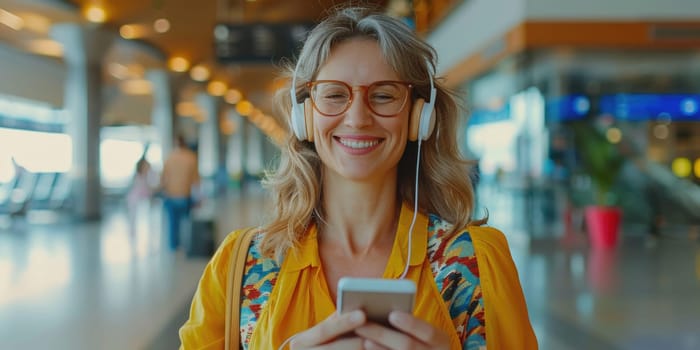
[400,138,422,280]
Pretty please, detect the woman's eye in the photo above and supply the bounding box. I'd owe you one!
[371,93,396,102]
[323,93,348,100]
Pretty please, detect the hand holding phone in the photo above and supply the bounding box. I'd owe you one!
[336,277,416,328]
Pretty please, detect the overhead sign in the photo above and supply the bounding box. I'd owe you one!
[600,94,700,121]
[214,22,315,63]
[546,94,590,122]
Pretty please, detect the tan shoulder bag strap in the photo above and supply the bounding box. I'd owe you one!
[224,228,258,350]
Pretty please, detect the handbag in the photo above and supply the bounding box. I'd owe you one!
[224,228,258,350]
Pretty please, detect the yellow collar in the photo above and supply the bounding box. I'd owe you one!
[284,202,428,277]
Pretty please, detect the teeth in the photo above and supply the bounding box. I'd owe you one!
[339,138,380,149]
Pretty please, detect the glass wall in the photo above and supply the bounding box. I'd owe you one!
[462,49,700,229]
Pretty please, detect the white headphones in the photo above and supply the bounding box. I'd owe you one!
[290,60,437,142]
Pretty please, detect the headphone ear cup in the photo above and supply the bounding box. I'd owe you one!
[421,106,436,140]
[409,98,424,141]
[304,98,314,142]
[291,101,306,140]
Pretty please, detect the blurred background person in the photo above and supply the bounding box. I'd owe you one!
[160,135,200,251]
[126,154,156,247]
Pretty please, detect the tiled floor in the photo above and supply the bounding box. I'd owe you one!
[1,184,699,350]
[0,204,207,350]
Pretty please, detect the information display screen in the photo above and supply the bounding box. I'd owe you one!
[214,22,314,63]
[545,94,590,122]
[599,94,700,121]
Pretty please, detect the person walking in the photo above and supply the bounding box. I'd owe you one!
[126,156,155,241]
[160,135,200,251]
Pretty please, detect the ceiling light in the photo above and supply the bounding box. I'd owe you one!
[120,79,153,95]
[0,9,24,30]
[236,100,253,116]
[190,65,210,82]
[84,6,106,23]
[119,24,148,39]
[119,24,138,39]
[224,89,242,104]
[248,109,262,123]
[168,56,190,72]
[207,81,227,96]
[25,39,63,57]
[153,18,170,33]
[176,101,202,117]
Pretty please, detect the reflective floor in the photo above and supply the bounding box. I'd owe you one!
[1,184,699,350]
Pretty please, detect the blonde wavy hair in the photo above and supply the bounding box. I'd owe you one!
[259,6,485,261]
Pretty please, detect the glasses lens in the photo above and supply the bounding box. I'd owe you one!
[367,82,409,116]
[310,81,410,116]
[311,82,351,116]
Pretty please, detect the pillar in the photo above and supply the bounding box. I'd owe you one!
[147,69,177,163]
[52,23,113,220]
[196,93,220,196]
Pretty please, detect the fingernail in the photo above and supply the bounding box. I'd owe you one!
[350,310,364,322]
[389,311,407,325]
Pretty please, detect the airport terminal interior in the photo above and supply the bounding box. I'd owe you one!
[1,0,699,349]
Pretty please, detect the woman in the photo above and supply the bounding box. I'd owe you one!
[180,7,536,349]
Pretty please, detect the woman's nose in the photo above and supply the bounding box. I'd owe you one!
[343,91,372,128]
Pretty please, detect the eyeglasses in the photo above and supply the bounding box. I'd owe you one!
[307,80,412,117]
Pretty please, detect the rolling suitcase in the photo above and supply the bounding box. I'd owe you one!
[187,216,216,257]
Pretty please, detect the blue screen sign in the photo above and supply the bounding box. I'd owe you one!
[546,94,590,122]
[599,94,700,121]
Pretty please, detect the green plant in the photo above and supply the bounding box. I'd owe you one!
[572,121,625,206]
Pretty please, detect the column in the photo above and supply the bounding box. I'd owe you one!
[196,92,220,196]
[52,23,113,220]
[245,121,264,179]
[147,69,177,162]
[226,109,245,188]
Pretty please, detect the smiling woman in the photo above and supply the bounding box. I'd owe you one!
[180,6,536,350]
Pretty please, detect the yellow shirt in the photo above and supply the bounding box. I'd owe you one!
[180,204,537,349]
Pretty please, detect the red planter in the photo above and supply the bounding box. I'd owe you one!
[585,206,622,249]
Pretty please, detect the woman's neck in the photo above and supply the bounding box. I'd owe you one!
[318,173,400,257]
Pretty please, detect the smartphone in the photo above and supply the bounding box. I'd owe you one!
[336,277,416,328]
